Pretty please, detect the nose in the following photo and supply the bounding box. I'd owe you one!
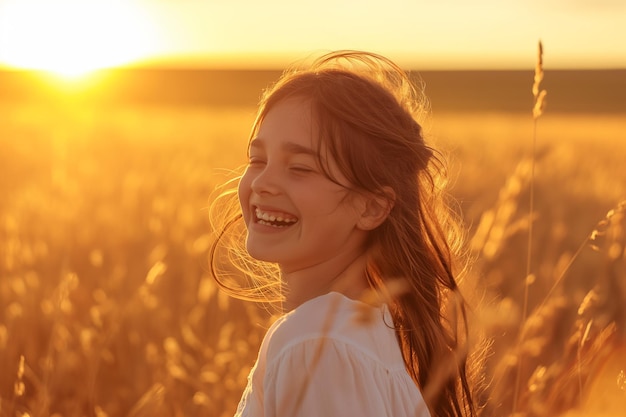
[249,164,282,195]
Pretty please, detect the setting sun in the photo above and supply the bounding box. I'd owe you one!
[0,0,162,77]
[1,0,625,72]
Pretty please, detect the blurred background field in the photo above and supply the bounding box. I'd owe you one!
[1,69,625,416]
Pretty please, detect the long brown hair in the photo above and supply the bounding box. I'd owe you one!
[210,51,478,417]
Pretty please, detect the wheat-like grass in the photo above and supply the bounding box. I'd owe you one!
[513,40,547,415]
[1,64,624,417]
[532,41,548,120]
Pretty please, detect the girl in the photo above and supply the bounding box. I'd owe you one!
[210,51,478,417]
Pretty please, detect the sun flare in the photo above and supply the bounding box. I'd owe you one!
[0,0,162,78]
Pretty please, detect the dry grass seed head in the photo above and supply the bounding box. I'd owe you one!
[532,40,547,119]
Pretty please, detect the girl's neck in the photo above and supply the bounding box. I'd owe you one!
[280,251,370,311]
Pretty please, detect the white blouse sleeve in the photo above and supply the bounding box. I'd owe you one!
[263,337,429,417]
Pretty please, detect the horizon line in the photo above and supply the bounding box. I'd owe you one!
[2,64,625,73]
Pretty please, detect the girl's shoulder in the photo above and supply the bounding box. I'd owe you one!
[263,291,404,369]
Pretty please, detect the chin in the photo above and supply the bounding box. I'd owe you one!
[245,241,279,263]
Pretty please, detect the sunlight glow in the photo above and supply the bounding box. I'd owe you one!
[0,0,163,78]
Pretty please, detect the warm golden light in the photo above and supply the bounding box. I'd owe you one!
[0,0,162,78]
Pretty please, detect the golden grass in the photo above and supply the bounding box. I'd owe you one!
[0,95,625,416]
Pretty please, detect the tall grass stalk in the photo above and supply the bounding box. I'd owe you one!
[533,205,623,316]
[513,40,547,415]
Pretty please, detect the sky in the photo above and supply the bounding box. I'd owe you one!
[0,0,625,75]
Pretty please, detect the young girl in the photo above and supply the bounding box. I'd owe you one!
[210,51,478,417]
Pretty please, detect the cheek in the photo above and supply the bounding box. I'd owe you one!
[237,172,252,222]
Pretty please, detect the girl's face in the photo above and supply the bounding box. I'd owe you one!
[238,97,370,274]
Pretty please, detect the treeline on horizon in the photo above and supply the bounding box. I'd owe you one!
[1,68,625,113]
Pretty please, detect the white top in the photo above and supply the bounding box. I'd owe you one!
[235,292,430,417]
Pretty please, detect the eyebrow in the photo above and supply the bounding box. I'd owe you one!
[249,138,318,157]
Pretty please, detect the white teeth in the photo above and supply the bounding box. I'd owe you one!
[258,220,287,228]
[255,208,297,224]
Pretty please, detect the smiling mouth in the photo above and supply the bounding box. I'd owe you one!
[254,207,299,228]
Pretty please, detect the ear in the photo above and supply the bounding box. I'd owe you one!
[357,186,395,231]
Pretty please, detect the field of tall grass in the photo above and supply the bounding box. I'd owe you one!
[1,69,625,416]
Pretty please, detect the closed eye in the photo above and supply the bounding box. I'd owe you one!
[289,165,315,173]
[248,157,266,166]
